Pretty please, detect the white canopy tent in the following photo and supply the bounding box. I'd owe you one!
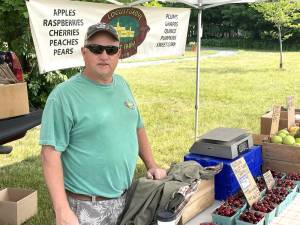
[118,0,257,141]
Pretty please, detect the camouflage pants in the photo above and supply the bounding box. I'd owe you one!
[67,193,126,225]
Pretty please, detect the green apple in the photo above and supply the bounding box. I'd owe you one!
[271,135,283,144]
[278,132,287,138]
[278,129,289,135]
[294,143,300,147]
[283,135,296,145]
[295,138,300,143]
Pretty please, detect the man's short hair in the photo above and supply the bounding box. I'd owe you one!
[84,22,119,44]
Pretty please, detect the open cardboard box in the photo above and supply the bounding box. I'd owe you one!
[0,82,29,120]
[0,188,37,225]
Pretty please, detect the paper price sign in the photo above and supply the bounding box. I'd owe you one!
[240,174,251,189]
[287,96,295,128]
[270,105,281,136]
[231,157,260,206]
[263,170,275,190]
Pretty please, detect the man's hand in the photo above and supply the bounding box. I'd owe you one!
[55,207,80,225]
[146,167,167,180]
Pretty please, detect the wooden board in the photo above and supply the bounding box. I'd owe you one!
[260,110,288,135]
[252,134,269,145]
[179,179,214,225]
[262,142,300,164]
[253,134,300,173]
[263,158,300,173]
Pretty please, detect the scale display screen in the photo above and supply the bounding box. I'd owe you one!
[238,140,249,153]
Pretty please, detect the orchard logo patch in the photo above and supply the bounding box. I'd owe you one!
[124,100,135,109]
[101,7,150,59]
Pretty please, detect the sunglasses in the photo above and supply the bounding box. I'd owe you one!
[85,44,119,55]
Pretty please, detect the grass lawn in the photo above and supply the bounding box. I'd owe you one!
[1,49,300,224]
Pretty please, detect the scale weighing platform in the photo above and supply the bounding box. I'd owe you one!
[189,127,254,159]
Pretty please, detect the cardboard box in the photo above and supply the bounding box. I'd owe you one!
[179,179,214,225]
[0,82,29,120]
[0,188,37,225]
[253,134,300,173]
[260,108,300,135]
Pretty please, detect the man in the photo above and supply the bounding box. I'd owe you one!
[40,22,166,225]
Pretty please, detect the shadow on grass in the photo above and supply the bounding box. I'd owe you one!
[201,67,273,75]
[0,156,150,225]
[177,66,273,75]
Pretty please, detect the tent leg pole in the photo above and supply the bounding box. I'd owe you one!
[195,7,202,141]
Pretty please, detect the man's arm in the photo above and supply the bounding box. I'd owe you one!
[41,145,79,225]
[137,128,166,180]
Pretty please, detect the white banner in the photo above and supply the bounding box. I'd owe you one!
[26,0,191,73]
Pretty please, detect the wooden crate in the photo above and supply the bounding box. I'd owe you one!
[260,108,300,135]
[263,159,300,173]
[179,179,214,225]
[253,134,300,173]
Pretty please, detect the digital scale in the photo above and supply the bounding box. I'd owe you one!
[189,128,254,159]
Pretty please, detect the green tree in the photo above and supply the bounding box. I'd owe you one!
[143,0,162,7]
[198,4,273,40]
[251,0,300,69]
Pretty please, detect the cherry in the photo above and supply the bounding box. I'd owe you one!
[270,169,285,179]
[239,210,264,224]
[252,199,275,213]
[225,195,245,208]
[264,187,288,204]
[286,172,300,181]
[276,179,296,189]
[255,177,267,192]
[215,204,236,217]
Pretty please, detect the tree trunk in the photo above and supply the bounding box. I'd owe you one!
[278,25,283,69]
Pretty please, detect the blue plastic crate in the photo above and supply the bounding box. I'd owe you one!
[184,145,263,200]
